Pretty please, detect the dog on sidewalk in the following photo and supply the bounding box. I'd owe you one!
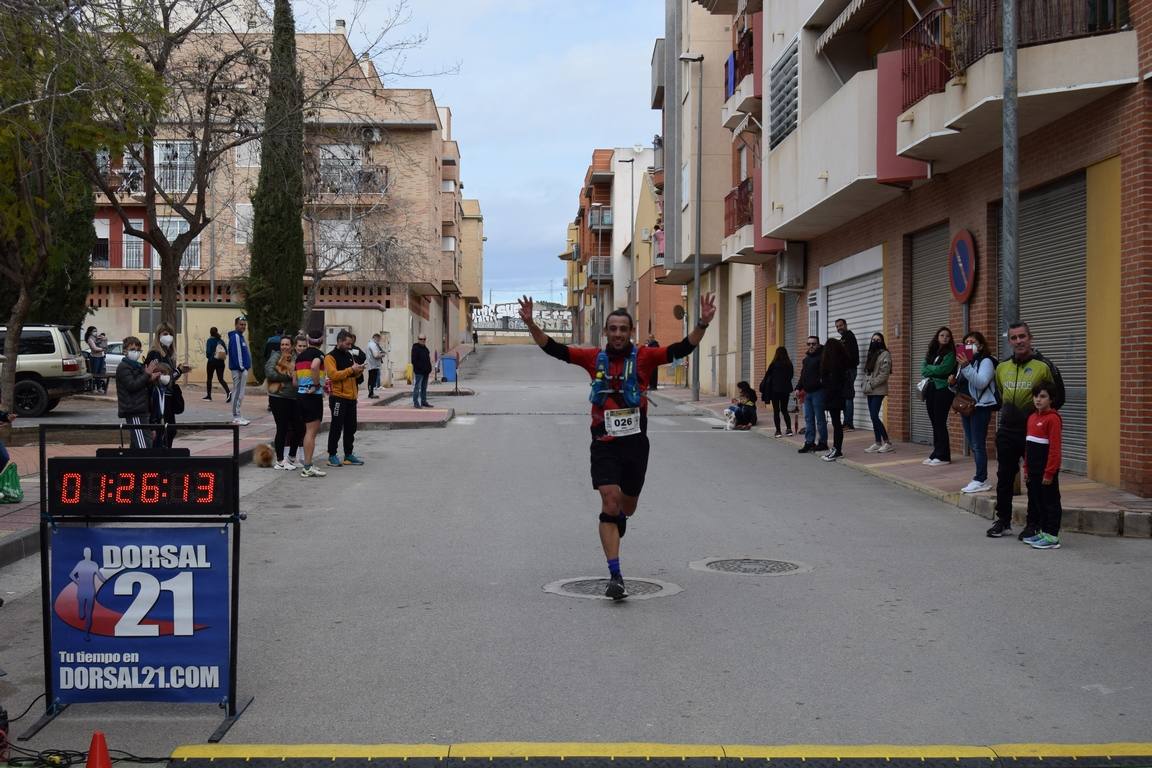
[253,444,275,468]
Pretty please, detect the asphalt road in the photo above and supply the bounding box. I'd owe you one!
[2,344,1151,752]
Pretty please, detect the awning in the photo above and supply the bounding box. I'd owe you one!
[815,0,895,55]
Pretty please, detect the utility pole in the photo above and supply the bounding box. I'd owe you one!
[1000,0,1019,356]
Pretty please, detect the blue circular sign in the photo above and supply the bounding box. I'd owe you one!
[949,230,977,304]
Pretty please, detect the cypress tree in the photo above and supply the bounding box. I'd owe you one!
[245,0,305,377]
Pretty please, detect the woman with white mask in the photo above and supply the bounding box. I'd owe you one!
[145,323,189,448]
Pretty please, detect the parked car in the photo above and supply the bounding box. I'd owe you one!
[0,325,92,416]
[103,340,124,372]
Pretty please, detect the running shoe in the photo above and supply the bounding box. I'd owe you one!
[820,449,843,462]
[797,443,815,454]
[327,455,342,467]
[342,454,365,466]
[922,457,935,465]
[785,430,794,436]
[231,417,250,426]
[604,577,628,601]
[986,520,1012,538]
[877,443,895,453]
[961,480,991,493]
[927,458,950,466]
[1022,531,1046,545]
[300,465,327,478]
[1018,526,1039,542]
[773,432,783,439]
[272,460,291,471]
[225,392,233,403]
[865,443,881,453]
[1030,533,1061,549]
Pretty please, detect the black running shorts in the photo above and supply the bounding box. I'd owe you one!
[589,434,650,498]
[300,395,324,424]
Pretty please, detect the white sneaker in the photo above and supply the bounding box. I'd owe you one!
[877,443,895,453]
[962,480,992,493]
[231,417,250,426]
[927,458,951,466]
[864,443,881,453]
[921,457,934,465]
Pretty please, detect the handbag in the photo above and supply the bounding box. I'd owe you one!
[214,342,227,361]
[951,392,977,417]
[916,377,931,396]
[169,383,186,415]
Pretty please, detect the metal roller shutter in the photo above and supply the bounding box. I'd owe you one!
[825,270,883,427]
[910,224,952,445]
[1013,173,1087,472]
[739,293,752,384]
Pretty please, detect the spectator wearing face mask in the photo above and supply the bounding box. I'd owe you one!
[117,336,162,448]
[145,323,188,448]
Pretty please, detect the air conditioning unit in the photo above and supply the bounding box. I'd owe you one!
[776,243,805,291]
[361,126,381,143]
[641,227,651,242]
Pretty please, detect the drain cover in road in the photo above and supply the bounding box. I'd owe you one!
[543,576,682,600]
[689,557,812,576]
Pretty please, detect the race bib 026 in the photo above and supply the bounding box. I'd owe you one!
[604,407,641,437]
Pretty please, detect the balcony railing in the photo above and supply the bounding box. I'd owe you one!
[315,164,389,195]
[123,239,145,269]
[902,8,952,111]
[724,177,754,237]
[903,0,1126,111]
[91,240,109,268]
[155,163,196,194]
[724,30,755,100]
[586,257,612,280]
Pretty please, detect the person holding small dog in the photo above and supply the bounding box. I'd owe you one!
[266,335,304,470]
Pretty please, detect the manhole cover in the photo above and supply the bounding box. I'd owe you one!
[689,557,812,576]
[543,577,682,601]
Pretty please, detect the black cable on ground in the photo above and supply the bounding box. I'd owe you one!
[7,693,46,723]
[5,743,168,767]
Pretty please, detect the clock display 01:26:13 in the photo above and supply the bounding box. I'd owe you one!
[58,470,219,506]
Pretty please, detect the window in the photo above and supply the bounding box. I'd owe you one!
[441,179,457,193]
[769,40,800,150]
[154,140,196,193]
[316,218,358,268]
[234,204,253,244]
[442,236,457,252]
[738,145,749,182]
[159,217,200,269]
[235,138,261,168]
[124,219,145,269]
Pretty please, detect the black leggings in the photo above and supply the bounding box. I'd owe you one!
[770,396,791,433]
[270,397,303,460]
[827,405,843,451]
[924,385,955,461]
[206,358,230,397]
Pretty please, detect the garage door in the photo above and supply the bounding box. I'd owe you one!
[909,224,952,445]
[825,270,883,427]
[1007,173,1087,472]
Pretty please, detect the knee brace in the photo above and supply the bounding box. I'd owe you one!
[599,511,627,538]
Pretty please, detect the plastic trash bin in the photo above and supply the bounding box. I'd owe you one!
[441,354,457,382]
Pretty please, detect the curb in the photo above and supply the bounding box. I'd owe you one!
[648,393,1147,539]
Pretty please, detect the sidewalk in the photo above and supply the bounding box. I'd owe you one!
[0,346,477,568]
[650,385,1152,539]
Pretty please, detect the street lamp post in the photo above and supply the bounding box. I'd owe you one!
[617,156,636,323]
[591,201,604,344]
[680,52,704,401]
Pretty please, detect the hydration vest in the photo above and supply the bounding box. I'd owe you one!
[589,347,643,408]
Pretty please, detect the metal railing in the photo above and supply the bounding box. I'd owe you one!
[902,7,953,111]
[91,241,109,268]
[123,239,145,269]
[155,163,196,194]
[724,178,754,237]
[315,164,389,195]
[725,30,756,100]
[586,257,612,280]
[588,208,613,230]
[904,0,1126,111]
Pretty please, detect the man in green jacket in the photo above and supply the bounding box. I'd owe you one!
[987,321,1064,539]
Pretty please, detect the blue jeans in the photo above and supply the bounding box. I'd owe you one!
[867,395,889,444]
[962,406,993,482]
[803,389,827,446]
[412,373,429,406]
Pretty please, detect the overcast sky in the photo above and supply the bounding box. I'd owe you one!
[292,0,664,312]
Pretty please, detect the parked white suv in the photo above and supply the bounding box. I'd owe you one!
[0,325,92,416]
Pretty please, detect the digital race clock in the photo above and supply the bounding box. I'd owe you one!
[47,457,234,516]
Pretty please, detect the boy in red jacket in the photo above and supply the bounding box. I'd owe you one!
[1023,383,1063,549]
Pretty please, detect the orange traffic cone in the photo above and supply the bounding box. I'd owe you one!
[86,731,112,768]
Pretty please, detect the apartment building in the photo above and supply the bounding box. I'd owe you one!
[86,25,478,381]
[743,0,1145,494]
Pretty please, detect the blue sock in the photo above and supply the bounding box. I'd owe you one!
[607,558,621,579]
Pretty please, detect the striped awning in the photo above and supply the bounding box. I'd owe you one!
[815,0,896,55]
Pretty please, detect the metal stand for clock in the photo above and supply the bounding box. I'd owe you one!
[22,423,252,743]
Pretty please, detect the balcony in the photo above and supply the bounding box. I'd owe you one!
[691,0,737,13]
[155,163,196,195]
[586,257,613,283]
[123,239,146,270]
[897,0,1137,173]
[588,208,613,231]
[442,191,459,224]
[722,29,761,130]
[313,164,389,197]
[724,178,754,239]
[651,38,665,109]
[764,69,904,240]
